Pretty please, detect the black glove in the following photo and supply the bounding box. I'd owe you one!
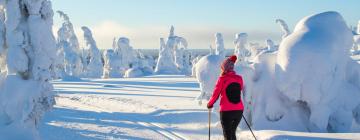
[207,103,213,109]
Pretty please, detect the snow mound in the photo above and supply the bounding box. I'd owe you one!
[124,68,144,78]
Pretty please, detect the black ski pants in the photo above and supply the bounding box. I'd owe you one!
[220,110,243,140]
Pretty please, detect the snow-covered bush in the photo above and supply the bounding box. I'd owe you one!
[215,33,226,57]
[124,51,155,78]
[56,11,83,77]
[0,0,57,139]
[81,26,103,78]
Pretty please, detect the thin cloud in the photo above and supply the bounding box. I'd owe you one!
[53,20,283,50]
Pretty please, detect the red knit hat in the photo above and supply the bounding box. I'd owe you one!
[221,55,237,75]
[229,55,237,62]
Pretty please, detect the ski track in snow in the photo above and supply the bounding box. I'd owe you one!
[57,94,187,140]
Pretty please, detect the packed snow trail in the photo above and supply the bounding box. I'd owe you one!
[39,75,360,140]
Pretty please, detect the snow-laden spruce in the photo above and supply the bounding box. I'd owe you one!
[116,37,136,70]
[215,33,226,57]
[234,33,251,65]
[102,49,119,78]
[81,26,103,78]
[233,11,360,133]
[0,0,57,139]
[56,11,83,78]
[276,19,291,39]
[155,26,190,75]
[265,39,277,52]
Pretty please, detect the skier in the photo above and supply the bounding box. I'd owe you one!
[207,55,244,140]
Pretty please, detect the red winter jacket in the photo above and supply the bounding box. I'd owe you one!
[207,71,244,112]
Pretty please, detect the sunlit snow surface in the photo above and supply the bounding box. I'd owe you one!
[40,75,360,140]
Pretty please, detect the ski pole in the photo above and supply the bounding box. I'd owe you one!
[208,108,211,140]
[242,114,257,140]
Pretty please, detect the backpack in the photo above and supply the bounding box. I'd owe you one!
[225,82,242,104]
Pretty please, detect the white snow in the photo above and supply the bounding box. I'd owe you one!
[36,75,360,140]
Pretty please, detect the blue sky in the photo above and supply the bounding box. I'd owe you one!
[52,0,360,49]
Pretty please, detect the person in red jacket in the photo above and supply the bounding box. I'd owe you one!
[207,55,244,140]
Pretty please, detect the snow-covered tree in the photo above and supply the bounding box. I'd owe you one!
[194,32,229,105]
[103,37,136,78]
[56,11,83,77]
[155,26,189,74]
[265,39,277,52]
[102,49,116,78]
[0,0,57,139]
[353,35,360,55]
[234,33,250,65]
[353,21,360,55]
[115,37,136,70]
[276,19,291,39]
[233,11,360,133]
[209,45,215,55]
[357,20,360,34]
[112,37,117,50]
[0,3,6,73]
[81,26,103,78]
[155,37,175,73]
[215,33,225,57]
